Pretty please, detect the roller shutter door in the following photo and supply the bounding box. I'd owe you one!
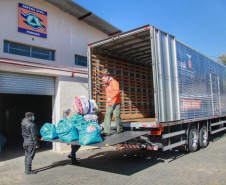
[0,71,55,95]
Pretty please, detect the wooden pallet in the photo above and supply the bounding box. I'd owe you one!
[91,51,154,121]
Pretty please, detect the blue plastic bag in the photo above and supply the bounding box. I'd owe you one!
[40,123,58,140]
[56,118,79,142]
[87,100,96,114]
[79,122,102,145]
[0,132,7,147]
[75,120,89,132]
[68,114,88,131]
[68,114,85,124]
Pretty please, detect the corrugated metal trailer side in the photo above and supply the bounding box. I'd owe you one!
[176,40,226,120]
[159,40,226,151]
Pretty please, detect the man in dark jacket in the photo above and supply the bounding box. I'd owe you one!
[21,112,39,174]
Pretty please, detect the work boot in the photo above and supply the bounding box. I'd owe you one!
[25,170,37,175]
[116,130,124,134]
[103,130,116,137]
[72,159,80,165]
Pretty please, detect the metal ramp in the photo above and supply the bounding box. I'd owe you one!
[42,131,149,147]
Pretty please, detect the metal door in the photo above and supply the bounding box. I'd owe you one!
[0,71,55,95]
[210,72,221,116]
[151,27,180,122]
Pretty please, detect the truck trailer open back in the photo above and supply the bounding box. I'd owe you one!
[88,25,226,152]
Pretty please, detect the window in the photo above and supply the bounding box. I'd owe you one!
[75,55,87,67]
[4,41,55,61]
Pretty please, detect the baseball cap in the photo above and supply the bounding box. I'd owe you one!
[65,109,71,115]
[25,112,35,117]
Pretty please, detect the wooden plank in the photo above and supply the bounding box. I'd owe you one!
[92,81,153,90]
[98,113,151,121]
[96,96,153,101]
[93,92,153,97]
[121,113,150,120]
[92,53,150,71]
[101,111,150,114]
[93,87,153,96]
[92,75,153,87]
[92,88,153,95]
[92,82,153,90]
[92,61,150,76]
[92,59,152,75]
[98,105,153,108]
[99,107,153,111]
[91,70,152,83]
[92,73,153,85]
[96,99,153,104]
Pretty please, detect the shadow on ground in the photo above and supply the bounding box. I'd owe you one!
[34,148,187,176]
[34,131,226,176]
[0,138,52,162]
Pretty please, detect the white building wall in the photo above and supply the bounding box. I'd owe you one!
[0,0,109,151]
[0,0,107,68]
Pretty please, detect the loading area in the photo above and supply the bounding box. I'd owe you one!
[0,71,55,157]
[90,26,155,124]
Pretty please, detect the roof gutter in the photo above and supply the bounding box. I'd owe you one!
[0,58,87,77]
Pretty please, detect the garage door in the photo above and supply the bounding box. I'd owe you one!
[0,71,55,95]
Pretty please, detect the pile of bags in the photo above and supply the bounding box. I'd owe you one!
[40,95,102,145]
[71,95,99,122]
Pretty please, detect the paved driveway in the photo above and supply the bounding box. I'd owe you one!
[1,131,226,185]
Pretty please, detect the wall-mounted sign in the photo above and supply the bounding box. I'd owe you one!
[18,3,47,38]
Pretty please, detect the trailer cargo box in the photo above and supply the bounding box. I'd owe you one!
[88,25,226,125]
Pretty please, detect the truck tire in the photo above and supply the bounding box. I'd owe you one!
[199,125,208,148]
[188,126,198,152]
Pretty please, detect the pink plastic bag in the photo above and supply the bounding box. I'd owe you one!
[74,96,83,114]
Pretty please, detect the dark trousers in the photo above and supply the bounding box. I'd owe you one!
[71,145,81,162]
[24,145,35,171]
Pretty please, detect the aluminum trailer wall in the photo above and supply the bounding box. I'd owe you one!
[176,41,226,120]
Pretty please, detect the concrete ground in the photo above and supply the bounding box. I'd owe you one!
[0,131,226,185]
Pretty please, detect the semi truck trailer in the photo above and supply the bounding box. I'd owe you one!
[87,25,226,152]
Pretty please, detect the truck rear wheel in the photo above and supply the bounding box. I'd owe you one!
[188,126,198,152]
[199,125,208,148]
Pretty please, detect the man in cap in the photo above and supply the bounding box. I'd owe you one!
[102,72,123,136]
[65,109,81,165]
[21,112,39,174]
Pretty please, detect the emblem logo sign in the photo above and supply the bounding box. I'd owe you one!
[18,3,47,38]
[187,54,192,70]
